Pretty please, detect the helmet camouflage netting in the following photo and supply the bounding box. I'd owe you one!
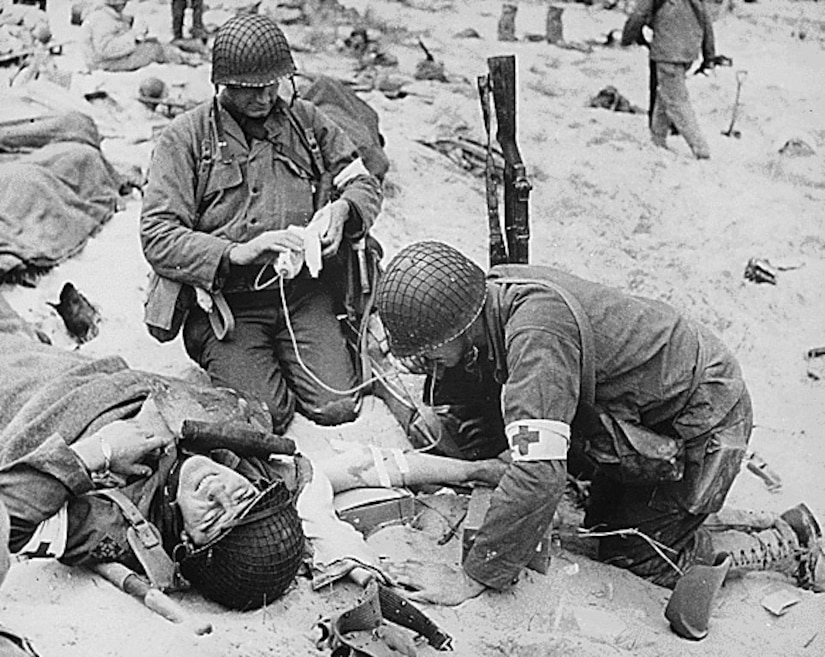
[178,480,304,610]
[376,241,487,358]
[211,14,296,87]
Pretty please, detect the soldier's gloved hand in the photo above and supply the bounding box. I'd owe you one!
[228,229,305,266]
[72,420,174,478]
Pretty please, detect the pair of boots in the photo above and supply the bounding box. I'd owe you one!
[171,0,205,41]
[703,502,824,592]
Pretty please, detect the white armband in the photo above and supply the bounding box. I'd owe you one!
[333,157,371,188]
[505,419,570,462]
[15,504,69,561]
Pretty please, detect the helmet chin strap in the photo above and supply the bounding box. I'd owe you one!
[463,344,480,371]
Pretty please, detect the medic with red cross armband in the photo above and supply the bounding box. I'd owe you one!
[375,241,823,607]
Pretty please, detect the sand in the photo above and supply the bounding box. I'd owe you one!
[1,0,824,655]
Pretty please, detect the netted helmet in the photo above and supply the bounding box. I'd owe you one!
[139,77,167,100]
[376,241,487,358]
[211,14,296,87]
[178,480,304,610]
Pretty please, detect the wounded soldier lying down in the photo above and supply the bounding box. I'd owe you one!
[0,306,505,610]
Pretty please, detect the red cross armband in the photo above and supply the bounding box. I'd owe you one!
[505,420,570,462]
[15,503,69,561]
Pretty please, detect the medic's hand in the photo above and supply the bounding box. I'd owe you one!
[314,199,349,258]
[228,230,305,266]
[72,420,174,478]
[382,560,486,606]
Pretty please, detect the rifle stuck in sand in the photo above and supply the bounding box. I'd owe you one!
[478,55,532,266]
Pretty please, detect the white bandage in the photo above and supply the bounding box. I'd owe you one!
[304,207,330,278]
[333,158,371,188]
[505,419,570,462]
[15,504,69,560]
[369,445,392,488]
[391,449,410,475]
[195,287,213,312]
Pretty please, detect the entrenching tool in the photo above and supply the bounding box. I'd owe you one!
[722,70,747,138]
[92,562,213,635]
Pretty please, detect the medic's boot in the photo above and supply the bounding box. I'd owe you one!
[781,503,824,592]
[706,503,823,591]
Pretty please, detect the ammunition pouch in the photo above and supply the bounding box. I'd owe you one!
[576,405,685,486]
[143,273,195,343]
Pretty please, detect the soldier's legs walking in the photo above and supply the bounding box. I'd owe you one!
[653,61,710,159]
[171,0,186,39]
[190,0,205,38]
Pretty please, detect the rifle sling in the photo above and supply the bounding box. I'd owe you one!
[489,273,595,406]
[94,488,177,591]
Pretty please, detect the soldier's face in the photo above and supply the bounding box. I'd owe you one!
[177,456,258,546]
[223,82,280,118]
[425,335,467,371]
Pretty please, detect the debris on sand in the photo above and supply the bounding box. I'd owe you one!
[778,137,815,158]
[588,86,644,114]
[47,282,100,344]
[743,257,777,285]
[414,38,447,82]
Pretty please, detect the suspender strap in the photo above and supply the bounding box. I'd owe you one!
[283,104,335,209]
[283,104,326,178]
[95,489,177,591]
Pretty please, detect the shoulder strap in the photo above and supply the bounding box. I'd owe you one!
[489,275,595,406]
[283,102,335,208]
[283,102,326,178]
[94,488,178,591]
[193,100,221,215]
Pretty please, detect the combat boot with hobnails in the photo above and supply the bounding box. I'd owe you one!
[707,502,823,591]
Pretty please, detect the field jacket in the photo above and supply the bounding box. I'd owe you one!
[621,0,715,64]
[140,96,382,332]
[461,265,746,589]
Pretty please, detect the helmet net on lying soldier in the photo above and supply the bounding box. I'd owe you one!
[177,480,305,610]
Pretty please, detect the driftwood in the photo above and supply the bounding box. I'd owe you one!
[589,86,644,114]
